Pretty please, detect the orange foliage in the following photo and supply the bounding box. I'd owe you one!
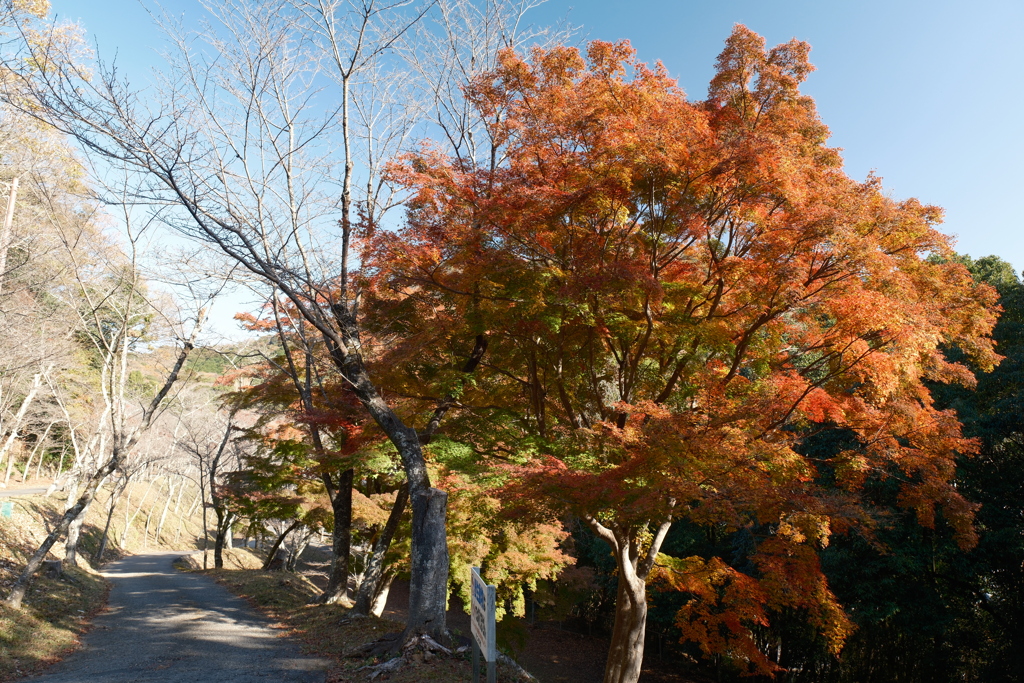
[364,25,1000,673]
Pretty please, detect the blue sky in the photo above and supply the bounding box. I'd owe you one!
[49,0,1024,334]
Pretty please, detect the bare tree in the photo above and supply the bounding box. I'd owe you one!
[0,0,565,641]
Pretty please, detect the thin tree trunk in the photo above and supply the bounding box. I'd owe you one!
[286,530,312,572]
[200,466,209,569]
[213,509,235,569]
[353,484,408,615]
[123,476,156,536]
[143,508,153,548]
[262,519,302,570]
[321,468,353,603]
[21,421,54,483]
[0,176,18,296]
[155,479,177,545]
[270,301,354,604]
[55,444,66,479]
[119,480,135,550]
[5,453,117,608]
[95,480,126,563]
[0,365,49,472]
[186,490,202,517]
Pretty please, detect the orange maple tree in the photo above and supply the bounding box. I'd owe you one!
[227,300,377,603]
[365,26,999,682]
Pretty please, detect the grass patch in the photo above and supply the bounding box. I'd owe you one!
[203,567,529,682]
[0,566,108,680]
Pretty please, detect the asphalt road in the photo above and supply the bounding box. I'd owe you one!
[0,488,47,498]
[27,552,329,683]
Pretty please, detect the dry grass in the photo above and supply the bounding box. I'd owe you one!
[176,547,267,571]
[0,494,111,682]
[0,567,107,681]
[203,567,530,683]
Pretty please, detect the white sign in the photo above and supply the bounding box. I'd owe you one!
[470,567,496,662]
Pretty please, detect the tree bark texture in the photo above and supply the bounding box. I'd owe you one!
[370,567,397,618]
[403,487,449,640]
[586,514,674,683]
[64,503,89,567]
[321,468,353,603]
[213,508,235,569]
[604,569,649,683]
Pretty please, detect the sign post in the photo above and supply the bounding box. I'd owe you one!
[470,567,496,683]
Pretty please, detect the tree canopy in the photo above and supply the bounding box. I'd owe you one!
[367,26,1000,680]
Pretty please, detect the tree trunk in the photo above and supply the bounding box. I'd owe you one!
[370,566,397,618]
[262,519,302,570]
[154,479,177,545]
[21,421,54,482]
[0,176,19,295]
[353,484,408,615]
[120,477,156,550]
[403,487,449,640]
[95,482,125,563]
[213,509,235,569]
[3,446,18,485]
[5,454,116,608]
[321,468,353,603]
[329,307,451,642]
[286,530,312,572]
[585,513,674,683]
[603,570,649,683]
[64,503,90,567]
[0,364,48,473]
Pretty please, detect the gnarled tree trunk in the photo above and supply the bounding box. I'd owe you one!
[586,513,674,683]
[404,487,449,639]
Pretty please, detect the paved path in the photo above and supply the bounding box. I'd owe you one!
[27,552,329,682]
[0,487,46,497]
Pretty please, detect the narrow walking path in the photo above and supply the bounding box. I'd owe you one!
[0,488,47,498]
[27,552,329,683]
